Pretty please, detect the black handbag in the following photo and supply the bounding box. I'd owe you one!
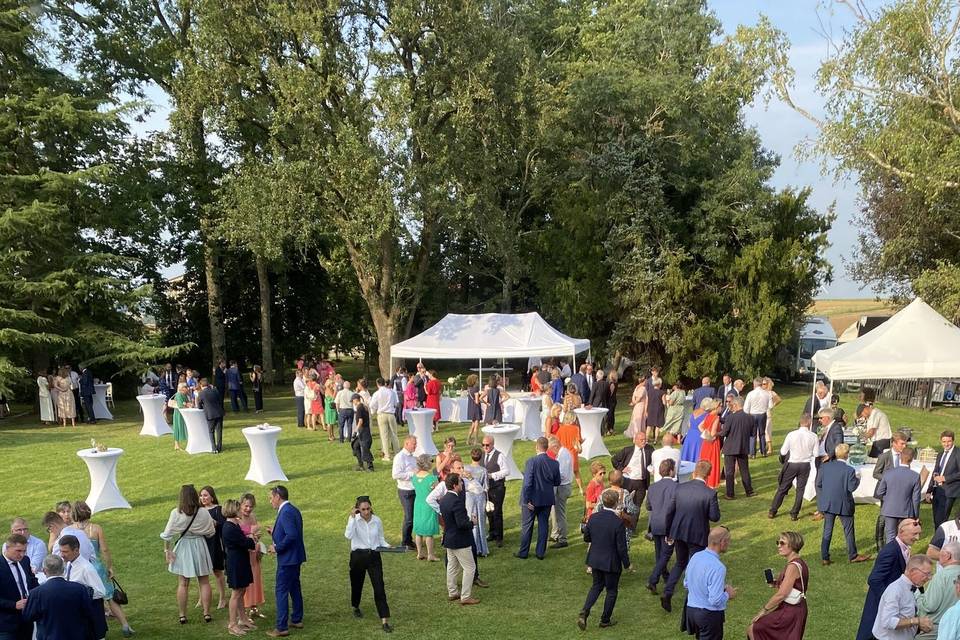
[111,577,128,605]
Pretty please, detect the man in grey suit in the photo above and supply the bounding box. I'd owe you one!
[873,432,916,484]
[816,443,872,565]
[817,408,844,462]
[645,459,678,595]
[196,378,225,453]
[877,447,922,543]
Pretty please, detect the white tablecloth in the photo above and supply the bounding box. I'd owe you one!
[574,408,610,459]
[180,408,213,455]
[482,424,522,480]
[137,394,170,437]
[77,448,130,513]
[515,397,543,441]
[437,394,525,423]
[799,459,934,503]
[92,384,113,420]
[242,425,288,485]
[405,409,439,456]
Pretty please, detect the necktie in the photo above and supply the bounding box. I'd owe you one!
[910,585,917,593]
[894,453,900,468]
[639,448,645,480]
[10,561,26,597]
[66,562,72,580]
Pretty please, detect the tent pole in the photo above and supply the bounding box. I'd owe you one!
[479,357,482,387]
[810,367,818,418]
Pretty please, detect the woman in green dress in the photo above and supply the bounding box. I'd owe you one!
[170,382,190,451]
[411,454,440,561]
[663,381,686,437]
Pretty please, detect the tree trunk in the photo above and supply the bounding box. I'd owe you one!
[255,254,274,384]
[501,270,512,313]
[370,306,398,379]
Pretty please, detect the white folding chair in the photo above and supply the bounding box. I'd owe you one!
[105,382,115,408]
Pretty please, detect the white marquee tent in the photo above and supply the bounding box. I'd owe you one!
[811,298,960,380]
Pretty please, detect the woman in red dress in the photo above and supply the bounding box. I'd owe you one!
[697,399,722,488]
[748,531,809,640]
[424,370,442,429]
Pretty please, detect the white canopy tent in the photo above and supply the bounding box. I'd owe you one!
[390,312,590,382]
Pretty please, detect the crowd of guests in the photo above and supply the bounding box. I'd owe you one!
[36,364,102,427]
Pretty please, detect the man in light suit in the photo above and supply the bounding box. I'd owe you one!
[0,534,39,640]
[23,554,98,640]
[267,486,306,637]
[578,490,631,630]
[816,444,872,565]
[877,447,922,544]
[515,437,561,560]
[928,430,960,529]
[646,459,679,595]
[196,378,225,453]
[661,460,721,613]
[856,519,922,640]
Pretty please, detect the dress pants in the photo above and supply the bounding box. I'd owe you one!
[349,549,390,618]
[664,540,704,597]
[338,408,354,443]
[821,512,858,560]
[445,547,475,600]
[208,417,223,453]
[215,384,226,409]
[517,505,551,558]
[230,388,248,411]
[769,462,810,517]
[487,482,505,541]
[551,483,573,543]
[376,414,400,458]
[581,568,622,623]
[748,413,767,456]
[73,388,85,421]
[932,487,958,529]
[275,563,303,631]
[724,454,753,497]
[623,476,649,510]
[295,396,305,427]
[81,395,95,422]
[647,534,674,588]
[398,489,416,546]
[686,606,725,640]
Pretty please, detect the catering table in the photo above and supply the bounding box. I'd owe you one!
[574,407,610,460]
[136,394,171,437]
[440,396,468,423]
[242,425,288,485]
[180,408,213,455]
[405,409,439,456]
[514,396,543,441]
[799,459,934,503]
[92,383,113,420]
[76,448,130,513]
[481,424,523,480]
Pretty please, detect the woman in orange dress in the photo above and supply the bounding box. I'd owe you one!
[530,367,541,394]
[556,419,585,495]
[424,370,442,428]
[698,399,722,488]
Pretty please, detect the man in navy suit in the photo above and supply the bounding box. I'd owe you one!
[713,374,736,401]
[855,518,922,640]
[578,490,630,630]
[515,437,561,560]
[439,473,480,606]
[719,396,755,499]
[0,534,39,640]
[196,378,225,453]
[817,408,844,462]
[226,360,248,412]
[691,377,715,410]
[661,460,721,612]
[646,459,679,594]
[929,430,960,528]
[23,554,98,640]
[570,365,589,401]
[816,444,871,565]
[78,367,96,424]
[267,486,306,637]
[876,447,922,543]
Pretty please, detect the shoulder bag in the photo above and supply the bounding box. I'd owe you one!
[783,561,806,605]
[111,577,129,605]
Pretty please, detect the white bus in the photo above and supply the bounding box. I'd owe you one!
[782,316,837,380]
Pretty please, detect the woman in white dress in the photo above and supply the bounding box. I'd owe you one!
[37,372,55,423]
[161,484,216,624]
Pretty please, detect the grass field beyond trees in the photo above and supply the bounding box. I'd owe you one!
[1,383,957,639]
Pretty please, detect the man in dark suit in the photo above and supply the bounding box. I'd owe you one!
[78,367,95,424]
[661,460,721,612]
[578,489,630,630]
[611,432,655,509]
[267,486,306,637]
[571,365,589,402]
[713,374,736,401]
[691,377,715,409]
[588,370,610,410]
[159,362,177,400]
[515,437,561,560]
[213,359,227,409]
[816,443,871,565]
[480,436,508,547]
[855,518,922,640]
[929,430,960,528]
[719,396,755,499]
[876,447,922,544]
[817,408,844,462]
[23,554,98,640]
[802,382,829,422]
[196,378,225,453]
[0,534,39,640]
[646,459,679,594]
[872,432,914,483]
[439,473,480,606]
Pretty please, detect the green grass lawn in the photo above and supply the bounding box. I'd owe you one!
[1,381,958,639]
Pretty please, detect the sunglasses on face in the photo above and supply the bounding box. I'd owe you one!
[482,443,493,448]
[776,540,787,547]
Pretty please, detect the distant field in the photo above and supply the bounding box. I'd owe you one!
[810,298,898,336]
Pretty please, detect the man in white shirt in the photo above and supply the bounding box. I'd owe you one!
[768,414,819,521]
[344,497,392,633]
[865,402,894,457]
[873,555,934,639]
[56,536,105,599]
[548,437,574,549]
[560,361,572,379]
[742,377,772,457]
[293,370,306,428]
[651,433,681,483]
[8,518,47,572]
[42,512,94,562]
[369,378,400,462]
[391,436,419,550]
[335,380,355,443]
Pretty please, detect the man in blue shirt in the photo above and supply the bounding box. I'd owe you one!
[683,526,736,640]
[937,575,960,640]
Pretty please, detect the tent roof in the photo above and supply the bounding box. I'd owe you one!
[811,298,960,380]
[390,312,590,360]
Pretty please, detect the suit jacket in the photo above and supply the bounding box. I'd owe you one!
[872,448,919,485]
[23,577,97,640]
[646,477,679,536]
[588,376,610,408]
[816,459,859,516]
[820,421,844,459]
[272,503,306,566]
[714,384,737,400]
[226,367,243,390]
[691,385,715,409]
[933,447,960,498]
[856,539,909,640]
[611,444,655,485]
[570,373,589,402]
[877,467,922,518]
[802,394,827,420]
[0,555,39,638]
[78,370,94,397]
[521,453,561,507]
[482,449,504,488]
[666,479,721,547]
[439,491,473,549]
[719,411,752,456]
[583,508,630,573]
[196,386,224,420]
[214,366,227,390]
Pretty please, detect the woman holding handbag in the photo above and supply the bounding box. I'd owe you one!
[73,501,134,637]
[222,499,258,637]
[748,531,809,640]
[160,484,216,624]
[170,382,191,451]
[239,493,267,621]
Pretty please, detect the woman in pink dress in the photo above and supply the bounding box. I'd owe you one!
[403,378,418,420]
[625,374,648,438]
[239,494,265,621]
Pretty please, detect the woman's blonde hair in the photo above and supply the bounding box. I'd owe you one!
[222,499,241,519]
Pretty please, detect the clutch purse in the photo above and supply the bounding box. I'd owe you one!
[484,500,495,513]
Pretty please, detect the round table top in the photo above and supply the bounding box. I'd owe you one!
[94,383,109,389]
[574,407,609,415]
[242,425,282,436]
[179,407,204,414]
[77,447,124,459]
[136,393,165,400]
[406,408,436,416]
[482,423,520,435]
[516,396,542,404]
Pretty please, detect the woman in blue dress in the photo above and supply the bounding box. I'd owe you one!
[464,448,490,556]
[72,501,134,637]
[482,377,503,424]
[680,399,711,463]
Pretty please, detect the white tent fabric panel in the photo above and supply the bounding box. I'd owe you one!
[811,298,960,380]
[390,312,590,360]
